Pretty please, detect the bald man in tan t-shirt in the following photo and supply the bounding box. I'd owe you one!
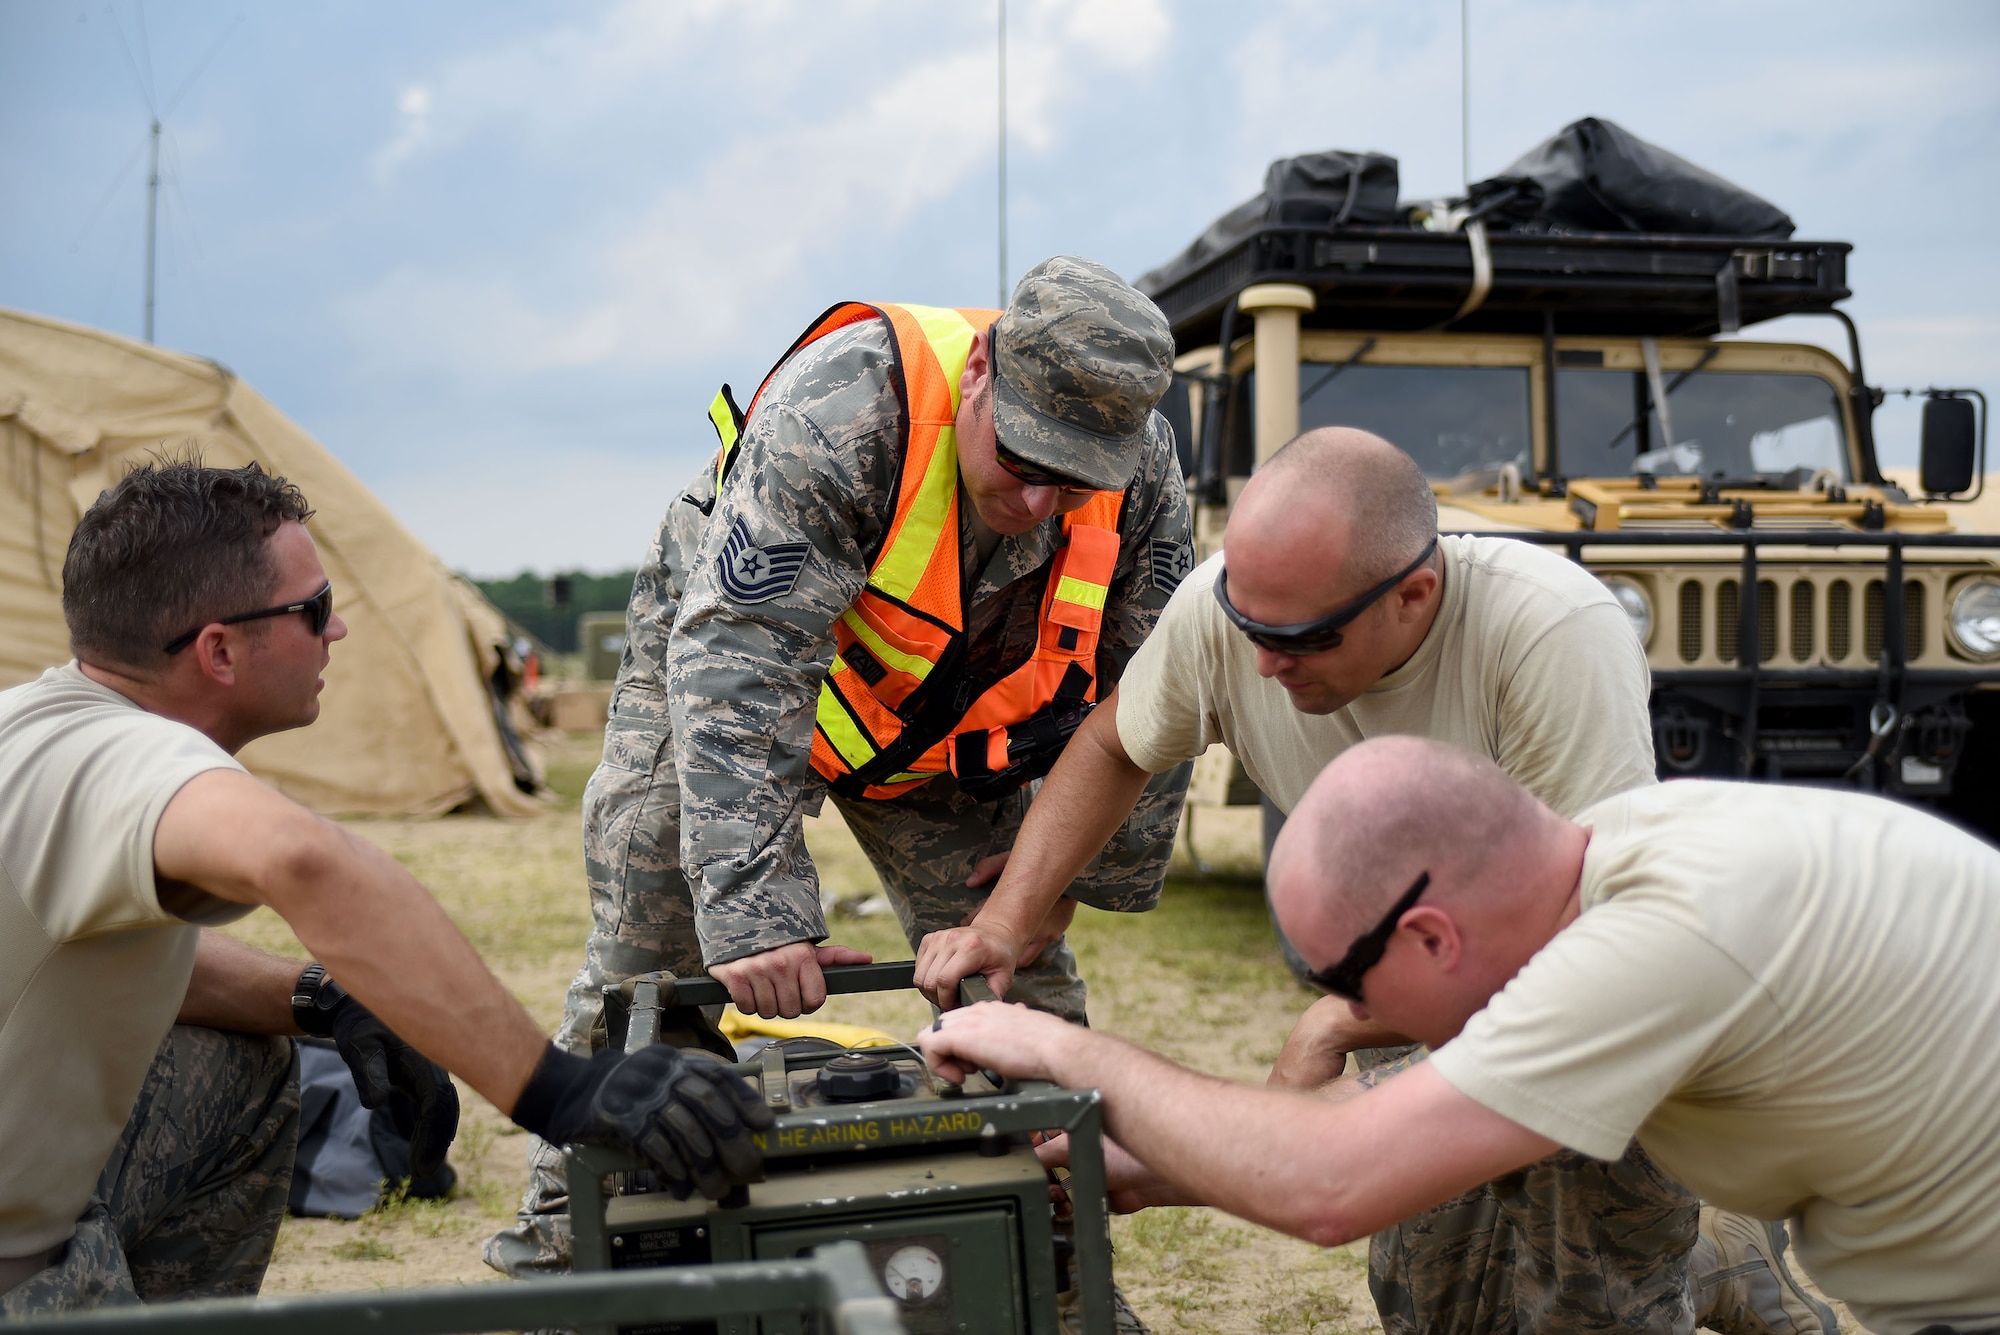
[914,429,1833,1335]
[921,736,1999,1335]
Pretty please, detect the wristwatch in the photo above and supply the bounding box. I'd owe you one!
[292,963,348,1037]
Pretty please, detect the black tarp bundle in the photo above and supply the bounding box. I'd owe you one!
[1468,117,1794,238]
[1135,150,1400,296]
[1136,120,1795,298]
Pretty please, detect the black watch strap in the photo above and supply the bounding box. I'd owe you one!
[292,963,343,1037]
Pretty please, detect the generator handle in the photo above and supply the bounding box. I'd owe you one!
[664,961,1004,1012]
[665,960,918,1009]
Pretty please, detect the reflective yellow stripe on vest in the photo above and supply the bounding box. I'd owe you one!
[815,660,875,770]
[843,612,935,682]
[709,388,740,492]
[863,305,976,604]
[1053,575,1109,611]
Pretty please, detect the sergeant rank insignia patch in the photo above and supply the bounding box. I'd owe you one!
[1149,539,1194,595]
[717,518,811,603]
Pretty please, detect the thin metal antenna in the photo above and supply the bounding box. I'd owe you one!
[145,117,159,342]
[997,0,1008,308]
[1460,0,1471,190]
[103,5,237,345]
[134,3,160,112]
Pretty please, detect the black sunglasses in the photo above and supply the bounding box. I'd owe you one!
[992,438,1099,496]
[163,582,335,655]
[1306,871,1430,1002]
[1213,535,1438,655]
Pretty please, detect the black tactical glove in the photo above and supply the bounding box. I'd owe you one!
[511,1044,773,1201]
[293,963,460,1178]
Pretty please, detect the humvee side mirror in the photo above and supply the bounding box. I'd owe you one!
[1920,393,1980,496]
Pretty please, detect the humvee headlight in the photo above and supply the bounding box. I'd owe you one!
[1949,579,2000,659]
[1599,576,1654,648]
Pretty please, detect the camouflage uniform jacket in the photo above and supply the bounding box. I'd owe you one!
[622,318,1193,966]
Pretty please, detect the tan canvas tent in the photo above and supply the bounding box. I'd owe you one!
[0,307,542,817]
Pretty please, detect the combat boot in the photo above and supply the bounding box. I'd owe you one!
[1692,1206,1841,1335]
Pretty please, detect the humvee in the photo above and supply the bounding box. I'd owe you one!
[1143,172,1995,848]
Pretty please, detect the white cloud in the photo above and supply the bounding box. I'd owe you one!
[374,85,435,177]
[341,0,1174,385]
[367,0,729,178]
[1056,0,1169,65]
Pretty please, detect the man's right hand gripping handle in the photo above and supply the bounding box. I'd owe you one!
[510,1044,774,1200]
[914,920,1027,1010]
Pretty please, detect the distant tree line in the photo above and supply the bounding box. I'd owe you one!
[473,570,636,653]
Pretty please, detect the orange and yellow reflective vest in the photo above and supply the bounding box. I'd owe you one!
[707,301,1125,801]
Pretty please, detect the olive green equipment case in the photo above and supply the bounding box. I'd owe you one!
[571,962,1117,1335]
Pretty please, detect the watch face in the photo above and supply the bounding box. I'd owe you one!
[881,1243,944,1303]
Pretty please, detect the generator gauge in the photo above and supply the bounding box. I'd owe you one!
[882,1243,943,1302]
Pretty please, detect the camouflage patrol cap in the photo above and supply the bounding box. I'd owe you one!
[990,255,1175,492]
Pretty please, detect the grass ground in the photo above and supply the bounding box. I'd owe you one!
[222,731,1853,1333]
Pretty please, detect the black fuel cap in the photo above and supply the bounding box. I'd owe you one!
[815,1052,901,1103]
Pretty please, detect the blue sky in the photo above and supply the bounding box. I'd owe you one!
[3,1,1996,574]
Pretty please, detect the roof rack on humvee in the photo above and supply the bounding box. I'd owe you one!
[1145,224,1852,345]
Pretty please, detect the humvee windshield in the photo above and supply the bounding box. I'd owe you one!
[1293,361,1848,484]
[1557,369,1847,482]
[1296,363,1532,481]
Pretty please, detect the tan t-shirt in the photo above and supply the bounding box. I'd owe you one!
[1429,781,2000,1333]
[1115,536,1656,817]
[0,665,248,1256]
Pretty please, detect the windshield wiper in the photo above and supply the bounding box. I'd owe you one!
[1599,344,1722,455]
[1300,337,1378,411]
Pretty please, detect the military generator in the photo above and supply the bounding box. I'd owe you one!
[567,963,1115,1335]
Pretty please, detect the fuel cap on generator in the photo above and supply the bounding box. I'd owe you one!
[815,1052,901,1102]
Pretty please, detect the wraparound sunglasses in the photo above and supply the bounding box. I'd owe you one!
[1213,536,1438,655]
[163,582,334,655]
[1306,871,1431,1003]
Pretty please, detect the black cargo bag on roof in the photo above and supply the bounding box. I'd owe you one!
[1136,149,1400,296]
[1468,117,1794,238]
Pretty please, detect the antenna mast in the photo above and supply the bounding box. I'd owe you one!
[1460,0,1471,190]
[144,118,160,343]
[111,7,238,346]
[997,0,1008,308]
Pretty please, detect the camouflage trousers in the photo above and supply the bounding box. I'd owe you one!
[1358,1046,1698,1335]
[485,747,1092,1277]
[0,1026,300,1315]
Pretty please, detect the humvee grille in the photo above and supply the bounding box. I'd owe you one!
[1640,569,1941,670]
[1760,581,1779,664]
[1862,581,1924,662]
[1715,581,1779,662]
[1864,582,1884,660]
[1678,581,1702,663]
[1828,580,1852,660]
